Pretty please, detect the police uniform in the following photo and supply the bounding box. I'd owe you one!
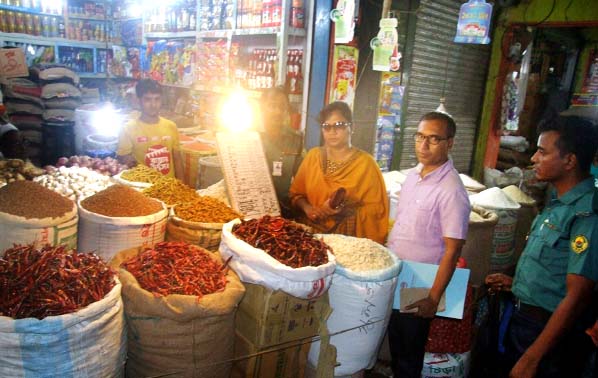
[261,127,303,217]
[505,178,598,377]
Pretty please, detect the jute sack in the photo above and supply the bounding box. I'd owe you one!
[110,246,246,378]
[165,214,224,251]
[461,206,499,287]
[0,202,78,252]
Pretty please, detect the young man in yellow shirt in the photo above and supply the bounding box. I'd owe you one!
[117,79,182,178]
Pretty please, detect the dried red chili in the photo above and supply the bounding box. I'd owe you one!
[232,215,331,268]
[121,241,228,299]
[0,244,115,320]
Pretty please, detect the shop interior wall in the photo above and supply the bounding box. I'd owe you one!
[573,28,598,92]
[472,0,598,180]
[349,0,410,155]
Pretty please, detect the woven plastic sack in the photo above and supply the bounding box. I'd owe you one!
[0,280,126,377]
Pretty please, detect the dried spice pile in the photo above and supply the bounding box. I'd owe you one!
[143,177,200,206]
[175,196,241,223]
[232,215,330,268]
[81,184,163,217]
[0,180,74,219]
[121,241,228,298]
[0,244,115,319]
[120,165,163,184]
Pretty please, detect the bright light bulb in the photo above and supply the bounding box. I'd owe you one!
[91,104,122,137]
[220,91,253,132]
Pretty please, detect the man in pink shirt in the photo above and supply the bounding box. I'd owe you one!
[386,111,470,378]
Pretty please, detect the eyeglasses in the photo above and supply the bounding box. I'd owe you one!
[414,133,450,145]
[321,121,352,132]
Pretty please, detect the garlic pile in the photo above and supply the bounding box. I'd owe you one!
[33,166,114,202]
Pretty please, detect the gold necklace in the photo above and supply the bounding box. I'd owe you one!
[326,148,355,174]
[326,159,348,174]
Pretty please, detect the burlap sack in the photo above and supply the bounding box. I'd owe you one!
[461,206,499,287]
[110,246,246,378]
[165,216,223,251]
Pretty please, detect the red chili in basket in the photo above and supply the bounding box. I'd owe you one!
[232,215,331,268]
[0,244,115,320]
[121,241,228,299]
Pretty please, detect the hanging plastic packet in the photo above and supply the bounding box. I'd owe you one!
[330,0,355,44]
[370,16,398,72]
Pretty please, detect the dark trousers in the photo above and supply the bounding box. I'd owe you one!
[388,309,432,378]
[500,308,594,378]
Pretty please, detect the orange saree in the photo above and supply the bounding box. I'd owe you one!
[289,147,389,244]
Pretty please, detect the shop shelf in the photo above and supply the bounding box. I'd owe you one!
[0,4,62,17]
[0,32,115,48]
[67,14,109,21]
[198,26,305,38]
[144,31,196,39]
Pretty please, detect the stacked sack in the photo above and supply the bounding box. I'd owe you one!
[32,64,81,164]
[2,77,43,165]
[220,216,336,378]
[308,234,401,377]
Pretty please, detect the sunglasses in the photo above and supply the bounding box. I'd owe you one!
[321,121,352,132]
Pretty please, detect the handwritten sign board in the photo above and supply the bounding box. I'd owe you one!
[216,131,280,218]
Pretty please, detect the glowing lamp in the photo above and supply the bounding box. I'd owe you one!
[219,91,254,132]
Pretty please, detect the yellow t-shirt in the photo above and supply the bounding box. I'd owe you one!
[117,116,180,177]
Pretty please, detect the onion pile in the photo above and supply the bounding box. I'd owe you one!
[45,156,130,177]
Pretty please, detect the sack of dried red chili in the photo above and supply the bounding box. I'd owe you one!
[0,244,125,376]
[425,285,474,354]
[220,217,337,299]
[110,242,246,378]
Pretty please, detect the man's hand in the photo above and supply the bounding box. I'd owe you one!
[485,273,513,294]
[404,296,439,318]
[509,352,540,378]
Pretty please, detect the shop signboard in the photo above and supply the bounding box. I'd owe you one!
[454,0,493,45]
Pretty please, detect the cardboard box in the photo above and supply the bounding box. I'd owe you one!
[0,48,29,78]
[235,283,330,348]
[232,331,310,378]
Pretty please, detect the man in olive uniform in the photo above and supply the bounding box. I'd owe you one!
[486,116,598,378]
[259,87,303,218]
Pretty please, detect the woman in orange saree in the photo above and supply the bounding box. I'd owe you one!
[289,102,389,244]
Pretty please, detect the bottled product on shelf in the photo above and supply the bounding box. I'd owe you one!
[231,47,302,92]
[143,1,197,33]
[58,45,93,73]
[67,19,107,42]
[197,0,304,31]
[199,0,233,31]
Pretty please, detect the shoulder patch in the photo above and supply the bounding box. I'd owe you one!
[572,235,589,254]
